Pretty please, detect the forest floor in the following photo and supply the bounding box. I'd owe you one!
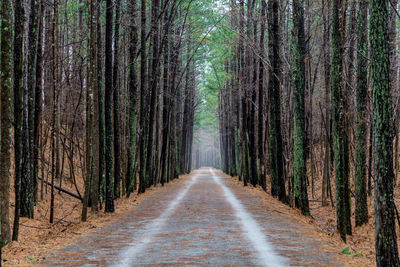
[228,166,392,266]
[3,174,184,266]
[305,176,378,266]
[307,166,400,266]
[229,172,375,266]
[3,168,379,266]
[17,168,365,266]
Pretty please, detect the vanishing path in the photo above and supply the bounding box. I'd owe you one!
[44,169,340,266]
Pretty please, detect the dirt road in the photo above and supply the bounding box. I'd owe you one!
[43,169,341,266]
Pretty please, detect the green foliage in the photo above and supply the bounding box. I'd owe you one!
[190,0,235,142]
[26,256,39,263]
[340,247,363,258]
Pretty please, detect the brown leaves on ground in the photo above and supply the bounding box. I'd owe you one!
[225,172,376,267]
[3,175,184,266]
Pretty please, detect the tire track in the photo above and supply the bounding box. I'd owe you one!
[210,168,287,267]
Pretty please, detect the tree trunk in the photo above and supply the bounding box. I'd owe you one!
[322,0,332,207]
[113,0,121,198]
[127,0,139,197]
[258,0,266,190]
[97,0,105,207]
[82,0,97,221]
[370,0,400,265]
[332,0,351,241]
[27,0,39,209]
[268,0,285,202]
[0,0,12,246]
[292,0,309,215]
[12,0,24,241]
[145,0,161,187]
[91,0,100,213]
[138,0,148,194]
[104,0,114,212]
[354,0,368,227]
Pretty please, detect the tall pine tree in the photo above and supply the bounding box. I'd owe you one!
[268,0,285,202]
[292,0,309,215]
[0,0,12,246]
[104,0,114,212]
[370,0,400,265]
[331,0,351,241]
[354,0,368,227]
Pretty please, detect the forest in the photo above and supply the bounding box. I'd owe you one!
[0,0,399,266]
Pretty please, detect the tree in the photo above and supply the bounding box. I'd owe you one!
[90,0,100,214]
[238,0,246,185]
[247,0,258,188]
[126,0,139,197]
[12,0,24,241]
[354,0,368,227]
[33,0,44,208]
[138,0,148,194]
[82,0,97,221]
[21,0,36,217]
[268,0,285,202]
[292,0,309,215]
[96,0,105,207]
[258,0,267,190]
[321,0,333,208]
[50,0,60,225]
[113,0,121,198]
[331,0,351,241]
[26,0,39,211]
[181,32,194,175]
[370,0,400,265]
[160,0,172,186]
[145,0,161,187]
[104,0,114,212]
[0,0,12,246]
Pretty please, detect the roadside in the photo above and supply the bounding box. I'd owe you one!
[3,175,184,266]
[224,171,374,266]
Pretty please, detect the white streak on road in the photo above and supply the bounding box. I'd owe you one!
[210,168,287,267]
[114,173,199,267]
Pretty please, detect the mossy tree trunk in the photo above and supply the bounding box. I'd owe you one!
[268,0,285,202]
[354,0,368,227]
[292,0,309,216]
[370,0,400,265]
[127,0,139,197]
[0,0,12,246]
[331,0,351,242]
